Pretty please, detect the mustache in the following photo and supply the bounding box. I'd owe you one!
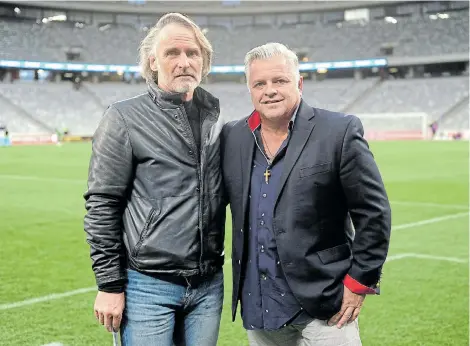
[175,73,196,78]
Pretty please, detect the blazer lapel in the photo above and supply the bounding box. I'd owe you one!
[240,122,255,222]
[274,101,316,208]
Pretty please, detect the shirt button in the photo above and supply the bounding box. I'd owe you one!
[277,261,280,265]
[253,164,256,168]
[260,220,264,226]
[261,213,265,217]
[238,260,241,264]
[249,195,251,199]
[196,187,200,192]
[281,293,285,297]
[265,309,269,313]
[262,193,267,198]
[189,150,193,155]
[240,229,243,233]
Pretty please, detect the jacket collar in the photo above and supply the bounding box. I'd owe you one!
[147,80,220,116]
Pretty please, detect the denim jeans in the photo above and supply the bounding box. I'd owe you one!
[120,268,224,346]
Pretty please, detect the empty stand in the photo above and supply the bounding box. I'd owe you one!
[86,82,147,107]
[349,76,469,122]
[0,96,45,133]
[1,76,467,135]
[0,82,103,135]
[438,96,469,130]
[0,10,468,65]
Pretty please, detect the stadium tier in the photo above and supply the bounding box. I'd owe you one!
[0,76,468,138]
[0,9,468,65]
[0,0,468,142]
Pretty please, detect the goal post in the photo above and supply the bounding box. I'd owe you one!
[355,112,429,140]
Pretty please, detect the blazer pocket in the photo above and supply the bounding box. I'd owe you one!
[299,162,331,178]
[317,243,351,264]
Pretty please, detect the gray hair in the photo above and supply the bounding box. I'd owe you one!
[244,42,300,84]
[138,13,213,83]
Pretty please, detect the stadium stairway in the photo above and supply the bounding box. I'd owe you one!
[80,83,107,111]
[438,95,469,130]
[439,94,469,122]
[0,91,53,133]
[341,78,383,114]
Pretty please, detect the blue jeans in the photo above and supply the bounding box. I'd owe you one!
[120,269,224,346]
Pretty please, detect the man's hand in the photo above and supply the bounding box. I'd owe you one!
[94,291,125,332]
[327,285,365,329]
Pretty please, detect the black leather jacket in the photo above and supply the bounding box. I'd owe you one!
[84,82,226,290]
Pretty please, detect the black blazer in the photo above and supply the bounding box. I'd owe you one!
[221,100,392,322]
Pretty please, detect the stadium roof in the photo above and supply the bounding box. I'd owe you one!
[0,0,407,15]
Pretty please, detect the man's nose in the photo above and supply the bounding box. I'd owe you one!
[177,53,190,68]
[264,84,277,97]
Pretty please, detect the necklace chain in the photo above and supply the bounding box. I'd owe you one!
[260,129,275,162]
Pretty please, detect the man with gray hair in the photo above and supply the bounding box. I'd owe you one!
[84,12,225,345]
[221,42,391,345]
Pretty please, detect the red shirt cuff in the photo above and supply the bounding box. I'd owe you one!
[343,274,378,295]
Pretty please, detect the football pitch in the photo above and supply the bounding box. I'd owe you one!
[0,141,468,346]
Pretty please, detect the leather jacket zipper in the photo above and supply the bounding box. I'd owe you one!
[177,106,204,272]
[198,111,214,273]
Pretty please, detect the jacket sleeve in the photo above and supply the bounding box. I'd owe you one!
[339,115,392,294]
[220,121,234,208]
[83,105,134,291]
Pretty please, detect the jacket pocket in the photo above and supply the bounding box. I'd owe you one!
[132,207,160,258]
[299,162,331,178]
[207,193,225,257]
[317,243,351,264]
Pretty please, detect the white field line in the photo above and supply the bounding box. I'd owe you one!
[1,174,469,210]
[390,200,468,210]
[1,212,468,311]
[41,343,65,346]
[392,212,468,231]
[0,287,96,311]
[1,173,469,210]
[0,174,84,185]
[386,253,468,263]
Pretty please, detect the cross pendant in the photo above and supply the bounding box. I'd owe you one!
[264,168,271,184]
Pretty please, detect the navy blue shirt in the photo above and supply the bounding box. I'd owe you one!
[241,117,312,331]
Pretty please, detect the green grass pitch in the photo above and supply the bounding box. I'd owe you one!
[0,141,468,346]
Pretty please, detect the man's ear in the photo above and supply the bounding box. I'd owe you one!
[298,75,304,94]
[149,55,158,72]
